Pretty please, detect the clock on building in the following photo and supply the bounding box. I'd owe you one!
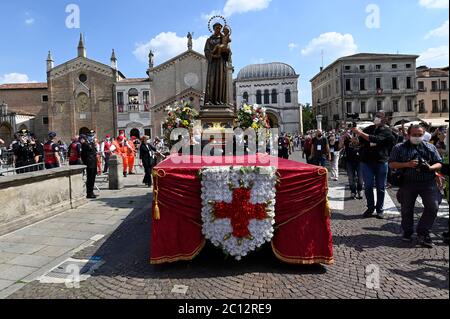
[77,93,89,112]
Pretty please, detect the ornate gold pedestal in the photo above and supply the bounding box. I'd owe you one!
[200,104,236,156]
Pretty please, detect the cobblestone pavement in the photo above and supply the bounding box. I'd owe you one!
[3,153,449,299]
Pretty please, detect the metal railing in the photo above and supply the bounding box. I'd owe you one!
[0,149,70,176]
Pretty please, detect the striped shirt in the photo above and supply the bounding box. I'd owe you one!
[389,141,442,183]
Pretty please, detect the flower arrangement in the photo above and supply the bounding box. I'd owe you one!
[200,166,277,260]
[236,103,270,131]
[163,100,199,146]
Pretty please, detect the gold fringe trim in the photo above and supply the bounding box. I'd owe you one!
[271,242,334,265]
[150,240,206,264]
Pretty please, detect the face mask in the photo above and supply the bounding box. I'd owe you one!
[410,136,424,145]
[373,117,382,125]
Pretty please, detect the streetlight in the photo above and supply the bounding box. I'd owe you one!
[316,113,323,131]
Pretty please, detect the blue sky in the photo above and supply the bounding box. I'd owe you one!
[0,0,448,103]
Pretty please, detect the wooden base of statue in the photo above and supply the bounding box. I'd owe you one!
[200,103,236,156]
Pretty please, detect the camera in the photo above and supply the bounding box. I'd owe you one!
[417,157,430,172]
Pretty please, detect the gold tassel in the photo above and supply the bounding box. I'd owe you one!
[152,170,161,220]
[324,198,331,217]
[154,200,161,220]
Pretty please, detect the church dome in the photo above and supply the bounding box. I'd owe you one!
[237,62,297,80]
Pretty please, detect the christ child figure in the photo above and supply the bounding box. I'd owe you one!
[212,26,231,58]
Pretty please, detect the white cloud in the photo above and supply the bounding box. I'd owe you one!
[24,12,34,25]
[419,0,449,9]
[223,0,272,17]
[0,73,36,84]
[288,43,299,51]
[417,45,450,67]
[425,20,449,39]
[301,32,358,58]
[133,32,208,64]
[202,0,272,20]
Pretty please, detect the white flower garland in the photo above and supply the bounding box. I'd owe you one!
[200,166,277,260]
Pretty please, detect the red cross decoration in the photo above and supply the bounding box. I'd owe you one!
[213,188,268,238]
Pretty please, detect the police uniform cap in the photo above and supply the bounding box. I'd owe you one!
[48,132,57,138]
[18,129,29,136]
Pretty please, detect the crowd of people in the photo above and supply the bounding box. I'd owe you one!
[2,117,449,246]
[0,129,166,198]
[294,111,449,247]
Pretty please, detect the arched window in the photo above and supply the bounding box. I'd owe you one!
[128,88,139,104]
[271,89,278,104]
[256,90,262,104]
[243,92,249,103]
[285,89,292,103]
[264,90,270,104]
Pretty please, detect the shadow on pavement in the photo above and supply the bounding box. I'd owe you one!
[391,258,449,290]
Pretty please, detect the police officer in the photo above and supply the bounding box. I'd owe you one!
[13,130,39,174]
[43,132,61,170]
[30,133,44,170]
[81,130,98,199]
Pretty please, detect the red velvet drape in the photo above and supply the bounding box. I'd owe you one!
[150,154,333,265]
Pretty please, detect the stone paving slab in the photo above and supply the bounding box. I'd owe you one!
[0,279,14,291]
[0,253,20,264]
[6,255,54,268]
[0,265,38,281]
[0,243,47,255]
[32,246,73,258]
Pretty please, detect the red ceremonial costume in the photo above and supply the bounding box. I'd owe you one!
[150,154,334,265]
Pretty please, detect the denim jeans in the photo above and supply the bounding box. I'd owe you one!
[346,161,363,194]
[361,162,389,214]
[312,156,328,167]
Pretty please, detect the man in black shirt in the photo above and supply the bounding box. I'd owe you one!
[81,131,98,199]
[340,131,363,199]
[310,130,331,167]
[352,111,396,219]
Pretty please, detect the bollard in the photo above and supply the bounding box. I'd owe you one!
[108,155,124,190]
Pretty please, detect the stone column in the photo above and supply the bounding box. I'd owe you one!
[108,155,124,190]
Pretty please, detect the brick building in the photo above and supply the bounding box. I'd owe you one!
[47,35,125,143]
[0,83,49,143]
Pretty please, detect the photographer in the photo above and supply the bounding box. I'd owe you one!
[353,111,396,219]
[389,125,443,248]
[340,130,363,200]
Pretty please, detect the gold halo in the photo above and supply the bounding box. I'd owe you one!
[208,15,228,33]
